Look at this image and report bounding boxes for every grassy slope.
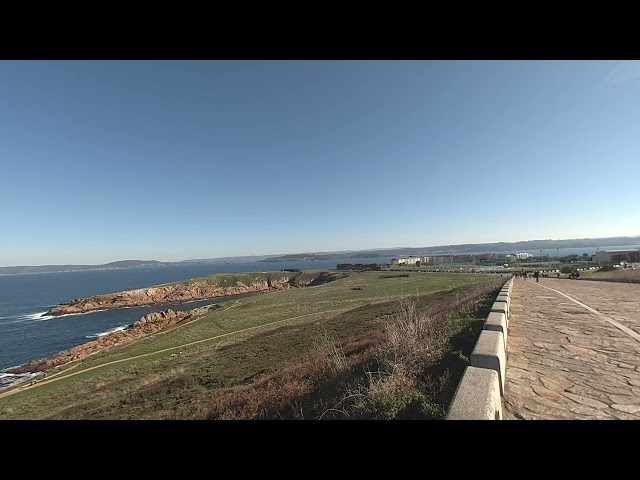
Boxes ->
[0,270,502,419]
[160,271,295,288]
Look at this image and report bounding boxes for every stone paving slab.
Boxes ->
[503,277,640,420]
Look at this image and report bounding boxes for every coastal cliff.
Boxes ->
[9,271,342,375]
[45,281,275,316]
[45,271,339,317]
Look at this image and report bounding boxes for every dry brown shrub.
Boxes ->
[329,278,505,418]
[312,328,349,374]
[193,278,506,420]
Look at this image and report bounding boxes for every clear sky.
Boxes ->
[1,60,639,266]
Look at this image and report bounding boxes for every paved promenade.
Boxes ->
[503,277,640,420]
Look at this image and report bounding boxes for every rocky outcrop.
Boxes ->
[45,271,339,317]
[7,305,213,374]
[46,279,290,316]
[7,271,341,376]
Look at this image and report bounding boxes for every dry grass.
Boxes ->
[311,329,350,375]
[191,278,502,420]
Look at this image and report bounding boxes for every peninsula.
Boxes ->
[44,271,339,316]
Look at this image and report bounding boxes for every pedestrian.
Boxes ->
[533,271,540,282]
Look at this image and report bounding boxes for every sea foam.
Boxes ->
[85,325,128,339]
[0,371,41,389]
[23,309,111,321]
[20,311,55,321]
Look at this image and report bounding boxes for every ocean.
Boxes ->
[1,244,637,387]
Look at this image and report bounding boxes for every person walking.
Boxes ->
[533,270,540,282]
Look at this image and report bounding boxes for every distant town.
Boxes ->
[391,249,640,271]
[391,248,640,268]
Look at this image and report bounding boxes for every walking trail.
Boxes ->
[503,277,640,419]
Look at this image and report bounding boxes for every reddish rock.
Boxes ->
[45,278,293,316]
[11,272,335,375]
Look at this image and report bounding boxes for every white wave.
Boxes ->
[85,325,128,338]
[14,307,111,322]
[54,308,109,318]
[0,371,41,389]
[20,311,53,321]
[28,308,111,321]
[0,372,35,379]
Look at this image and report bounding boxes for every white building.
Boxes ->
[505,252,533,262]
[392,257,423,265]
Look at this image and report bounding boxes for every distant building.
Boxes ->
[402,257,421,265]
[393,255,474,265]
[594,249,640,265]
[505,253,533,261]
[393,256,432,265]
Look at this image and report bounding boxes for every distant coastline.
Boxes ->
[259,252,389,262]
[258,236,640,262]
[2,235,638,274]
[0,260,171,275]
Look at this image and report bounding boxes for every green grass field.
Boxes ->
[0,270,504,419]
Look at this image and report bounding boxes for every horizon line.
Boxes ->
[2,234,639,269]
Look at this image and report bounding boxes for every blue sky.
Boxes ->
[1,60,639,266]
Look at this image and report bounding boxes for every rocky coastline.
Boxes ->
[9,271,339,376]
[45,277,298,317]
[7,305,214,374]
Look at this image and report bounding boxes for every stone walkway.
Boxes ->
[503,277,640,420]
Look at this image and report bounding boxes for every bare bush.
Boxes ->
[375,294,440,379]
[312,328,349,375]
[334,278,505,419]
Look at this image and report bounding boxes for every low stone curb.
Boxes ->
[446,276,513,420]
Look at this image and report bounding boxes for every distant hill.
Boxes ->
[2,235,638,273]
[259,236,640,262]
[179,255,273,263]
[0,260,172,275]
[259,252,391,262]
